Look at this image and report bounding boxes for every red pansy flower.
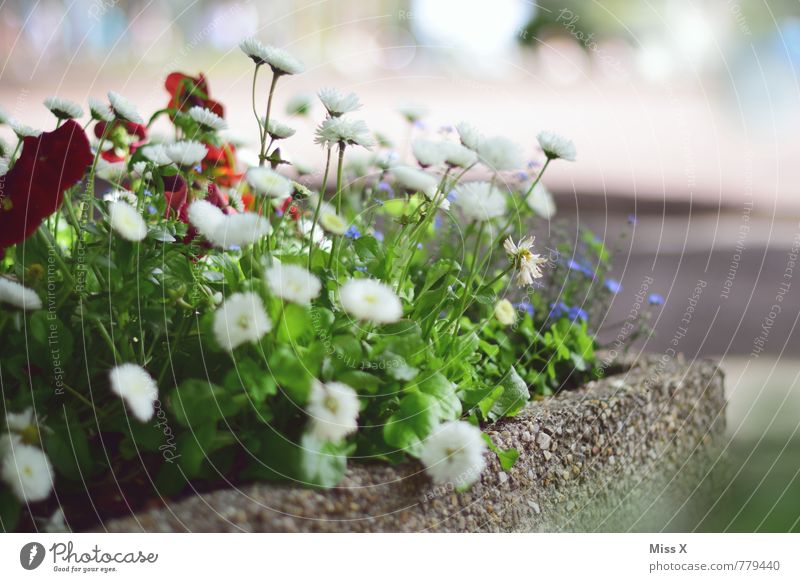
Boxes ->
[204,143,242,187]
[0,120,92,250]
[163,175,188,219]
[165,72,224,117]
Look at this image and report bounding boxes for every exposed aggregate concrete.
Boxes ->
[102,355,726,532]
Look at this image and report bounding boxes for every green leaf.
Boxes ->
[277,303,312,343]
[409,372,461,421]
[482,434,520,471]
[177,424,216,477]
[0,488,20,532]
[225,359,277,404]
[383,392,438,456]
[169,379,239,427]
[488,367,529,420]
[268,345,314,404]
[337,370,381,394]
[44,416,92,481]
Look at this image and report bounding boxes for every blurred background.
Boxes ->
[1,0,799,531]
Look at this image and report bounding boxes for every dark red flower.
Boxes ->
[163,175,188,219]
[279,196,300,221]
[0,120,93,250]
[205,183,235,214]
[165,72,224,117]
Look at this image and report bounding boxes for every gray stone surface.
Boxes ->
[101,354,726,532]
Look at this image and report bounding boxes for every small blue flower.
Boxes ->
[228,245,241,252]
[447,190,457,202]
[355,265,367,272]
[377,181,393,195]
[416,243,423,249]
[373,198,385,206]
[566,258,594,277]
[648,293,664,305]
[193,164,202,173]
[515,171,528,181]
[373,230,384,242]
[434,215,443,230]
[144,189,153,198]
[413,120,426,130]
[604,279,622,294]
[514,302,535,317]
[527,159,540,169]
[568,306,588,322]
[345,225,361,240]
[549,302,587,322]
[627,214,638,225]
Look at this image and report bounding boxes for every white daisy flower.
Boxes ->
[239,37,305,75]
[246,167,293,199]
[9,119,41,138]
[131,161,150,180]
[1,442,54,502]
[339,278,403,324]
[314,117,374,149]
[95,159,128,182]
[213,291,272,351]
[108,91,144,124]
[188,199,225,236]
[318,88,362,117]
[397,104,427,124]
[103,188,138,206]
[319,211,348,235]
[392,166,438,196]
[188,106,227,131]
[5,408,34,433]
[109,364,158,422]
[165,140,208,167]
[454,182,507,222]
[503,236,547,287]
[477,136,523,171]
[264,118,296,140]
[265,263,321,305]
[44,96,83,120]
[537,130,576,162]
[140,144,173,166]
[411,138,447,168]
[210,212,272,248]
[109,201,147,242]
[298,218,333,251]
[0,277,42,311]
[442,141,478,168]
[526,182,556,219]
[0,157,8,177]
[456,121,483,151]
[306,380,360,442]
[286,92,314,117]
[420,420,487,487]
[494,299,517,326]
[88,97,114,122]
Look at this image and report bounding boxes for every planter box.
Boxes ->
[102,355,725,532]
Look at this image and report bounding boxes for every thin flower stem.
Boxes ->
[452,221,486,325]
[307,147,332,268]
[259,73,280,167]
[479,263,513,292]
[37,228,74,286]
[95,319,121,362]
[326,145,346,270]
[522,158,551,201]
[251,64,263,150]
